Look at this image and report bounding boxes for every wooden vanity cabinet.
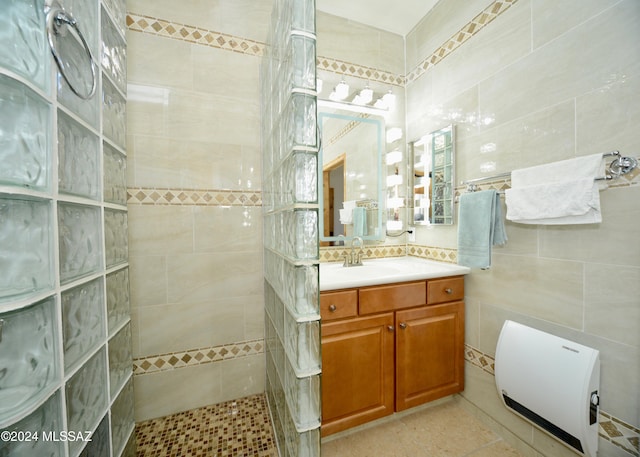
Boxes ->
[395,300,464,411]
[321,313,395,436]
[320,276,465,436]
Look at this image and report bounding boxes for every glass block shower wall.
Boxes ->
[260,0,321,455]
[0,0,133,456]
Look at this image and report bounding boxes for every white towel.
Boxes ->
[505,153,604,225]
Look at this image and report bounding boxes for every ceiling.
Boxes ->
[316,0,439,36]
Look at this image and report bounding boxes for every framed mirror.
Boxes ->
[409,125,455,225]
[318,110,384,244]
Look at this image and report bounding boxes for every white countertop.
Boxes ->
[320,256,470,291]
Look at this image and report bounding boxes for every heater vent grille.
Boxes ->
[503,394,583,453]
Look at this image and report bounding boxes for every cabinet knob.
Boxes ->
[387,325,395,332]
[444,288,453,294]
[329,304,337,312]
[399,322,407,330]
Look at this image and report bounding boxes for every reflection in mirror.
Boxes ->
[318,111,384,245]
[409,125,455,225]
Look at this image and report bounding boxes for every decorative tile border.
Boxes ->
[127,187,262,206]
[127,13,265,56]
[465,344,639,457]
[317,56,404,86]
[320,244,405,263]
[133,339,264,375]
[408,244,458,264]
[406,0,519,84]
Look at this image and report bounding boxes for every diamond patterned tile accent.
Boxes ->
[127,13,266,57]
[407,0,519,83]
[317,56,405,86]
[128,187,262,206]
[133,339,265,375]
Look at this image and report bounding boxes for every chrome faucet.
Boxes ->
[343,236,364,267]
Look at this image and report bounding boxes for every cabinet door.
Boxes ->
[321,313,395,436]
[395,301,464,411]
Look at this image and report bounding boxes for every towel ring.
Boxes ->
[46,6,97,100]
[608,155,638,177]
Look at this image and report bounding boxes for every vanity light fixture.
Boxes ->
[333,80,350,100]
[387,197,404,208]
[382,90,396,109]
[351,85,372,105]
[385,149,403,165]
[386,174,403,187]
[386,127,403,143]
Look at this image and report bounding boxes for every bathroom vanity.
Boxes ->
[319,257,469,437]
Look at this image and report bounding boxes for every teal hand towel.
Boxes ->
[352,207,367,237]
[457,190,507,269]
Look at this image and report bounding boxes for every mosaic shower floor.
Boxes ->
[136,394,524,457]
[135,394,277,457]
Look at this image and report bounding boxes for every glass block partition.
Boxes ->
[261,0,321,455]
[0,0,133,456]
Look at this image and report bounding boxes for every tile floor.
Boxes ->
[135,394,524,457]
[322,398,526,457]
[135,394,277,457]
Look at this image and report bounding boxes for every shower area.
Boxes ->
[0,0,133,456]
[261,0,321,455]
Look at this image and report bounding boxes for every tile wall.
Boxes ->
[405,1,640,456]
[0,0,133,456]
[125,0,270,422]
[126,0,410,424]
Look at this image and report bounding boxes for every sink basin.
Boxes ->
[320,256,470,291]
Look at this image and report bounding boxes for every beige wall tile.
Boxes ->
[166,251,262,304]
[130,135,247,190]
[455,101,575,184]
[317,12,403,75]
[193,206,262,253]
[584,263,640,348]
[128,205,194,256]
[129,255,167,308]
[219,354,266,402]
[137,299,245,356]
[164,88,260,147]
[191,45,260,100]
[576,72,640,157]
[479,1,640,131]
[531,0,620,50]
[133,353,265,421]
[133,362,223,421]
[126,31,193,90]
[244,296,266,341]
[126,98,167,139]
[429,1,530,110]
[406,0,488,70]
[466,254,584,329]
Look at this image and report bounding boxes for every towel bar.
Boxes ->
[459,150,637,193]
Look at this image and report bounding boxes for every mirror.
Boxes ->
[318,110,384,244]
[409,125,455,225]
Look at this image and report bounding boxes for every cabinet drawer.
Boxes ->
[427,276,464,304]
[359,281,426,315]
[320,290,358,321]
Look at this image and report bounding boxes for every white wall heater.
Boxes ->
[495,320,600,457]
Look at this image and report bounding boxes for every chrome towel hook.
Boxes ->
[46,4,97,100]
